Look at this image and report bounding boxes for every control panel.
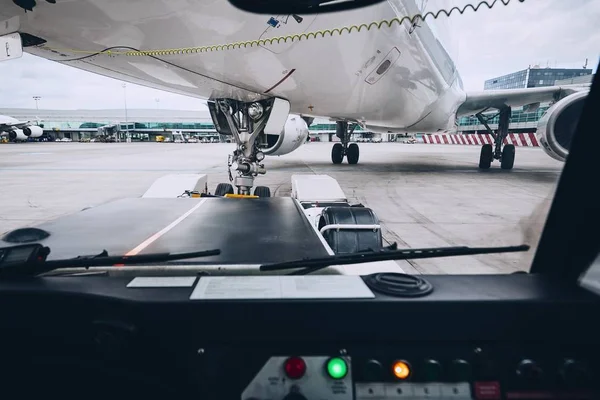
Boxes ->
[1,274,599,400]
[355,358,471,399]
[242,356,353,400]
[240,346,597,400]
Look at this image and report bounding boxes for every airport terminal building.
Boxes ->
[2,108,218,142]
[483,66,592,90]
[0,108,377,142]
[458,67,593,134]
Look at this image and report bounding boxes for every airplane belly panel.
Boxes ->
[258,14,319,54]
[0,0,456,131]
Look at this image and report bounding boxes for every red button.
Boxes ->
[284,356,307,379]
[475,381,501,400]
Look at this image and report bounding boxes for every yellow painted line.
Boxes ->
[224,194,259,199]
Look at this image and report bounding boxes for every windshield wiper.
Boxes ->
[0,244,220,278]
[259,244,530,275]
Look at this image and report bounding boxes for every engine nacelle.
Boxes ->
[8,129,28,141]
[536,91,588,162]
[261,115,309,156]
[22,126,43,138]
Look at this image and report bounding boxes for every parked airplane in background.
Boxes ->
[0,115,43,142]
[0,0,591,193]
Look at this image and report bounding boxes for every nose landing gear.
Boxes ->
[218,99,267,195]
[209,98,289,195]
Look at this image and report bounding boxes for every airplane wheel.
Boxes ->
[331,143,344,164]
[479,144,493,169]
[347,143,360,165]
[253,186,271,197]
[501,144,515,170]
[215,183,234,196]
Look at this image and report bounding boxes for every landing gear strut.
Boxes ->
[476,106,515,170]
[331,121,359,165]
[208,99,274,195]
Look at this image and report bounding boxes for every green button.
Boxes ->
[326,357,348,379]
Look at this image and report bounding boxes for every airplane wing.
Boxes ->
[0,121,30,131]
[457,85,590,116]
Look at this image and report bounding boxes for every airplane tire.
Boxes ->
[215,183,234,196]
[331,143,344,164]
[347,143,360,165]
[479,144,493,169]
[253,186,271,197]
[501,144,515,170]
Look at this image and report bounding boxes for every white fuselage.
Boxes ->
[0,0,466,133]
[0,115,43,139]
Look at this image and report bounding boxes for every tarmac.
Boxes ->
[0,141,564,274]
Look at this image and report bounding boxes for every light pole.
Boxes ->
[155,98,160,110]
[121,83,128,142]
[33,96,41,111]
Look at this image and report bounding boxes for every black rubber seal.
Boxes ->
[363,272,433,297]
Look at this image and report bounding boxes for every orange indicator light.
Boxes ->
[392,360,411,380]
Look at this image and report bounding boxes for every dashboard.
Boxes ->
[0,274,598,400]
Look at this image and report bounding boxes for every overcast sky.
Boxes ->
[0,0,597,111]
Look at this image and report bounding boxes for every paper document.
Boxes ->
[127,276,197,288]
[190,276,375,300]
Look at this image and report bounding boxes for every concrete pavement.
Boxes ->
[0,141,563,274]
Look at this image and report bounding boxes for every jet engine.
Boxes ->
[261,115,309,156]
[8,129,28,141]
[22,126,43,137]
[536,91,588,162]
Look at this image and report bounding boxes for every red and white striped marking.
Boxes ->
[423,133,539,146]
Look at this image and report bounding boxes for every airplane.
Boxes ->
[0,115,44,142]
[0,0,590,194]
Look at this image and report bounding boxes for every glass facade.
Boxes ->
[40,121,100,130]
[36,119,372,142]
[79,122,105,129]
[458,105,550,127]
[527,68,591,88]
[484,69,528,90]
[484,68,592,90]
[308,123,364,132]
[120,122,216,130]
[39,120,364,133]
[555,74,594,85]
